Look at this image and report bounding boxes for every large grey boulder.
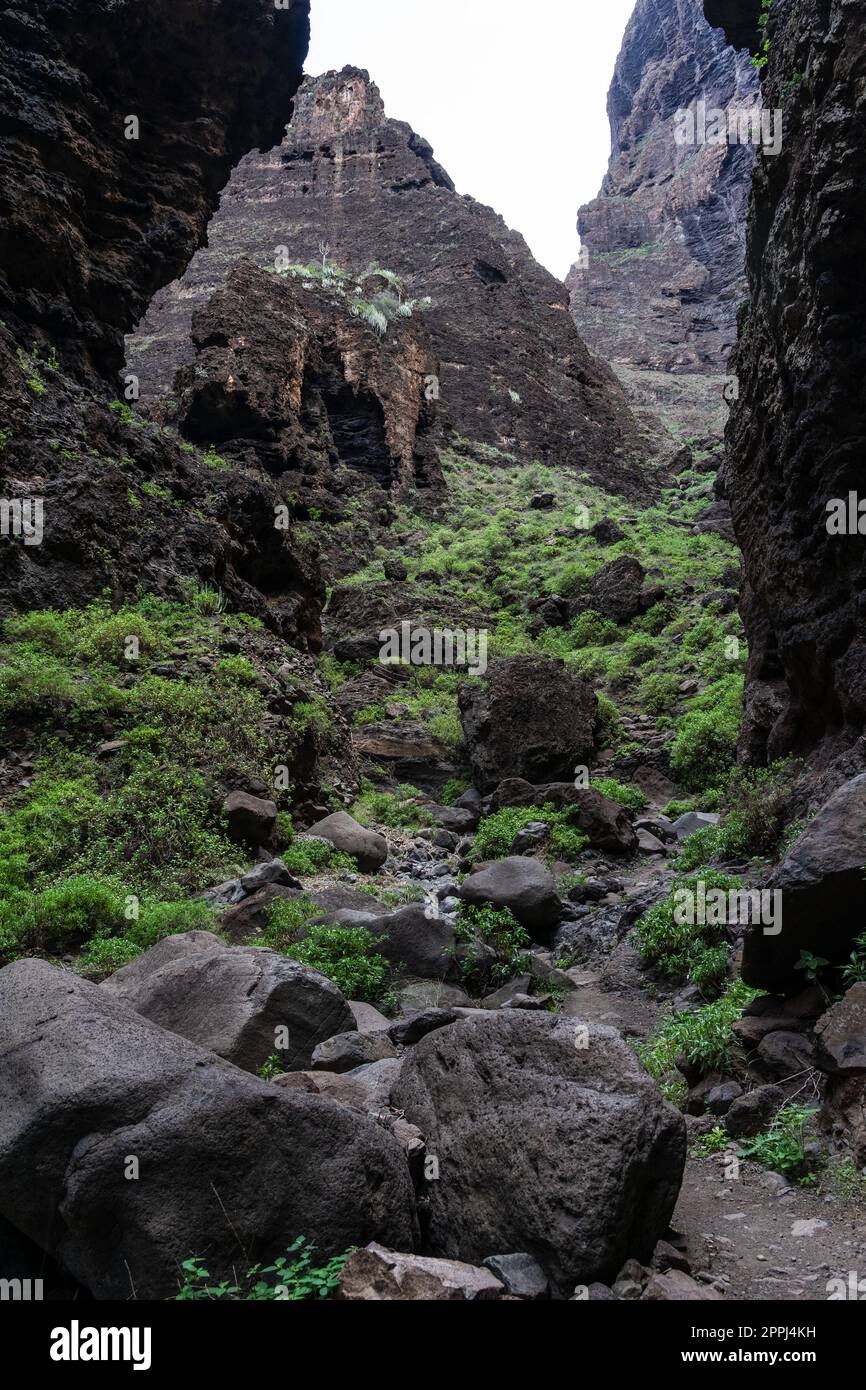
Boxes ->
[362,904,460,982]
[742,773,866,992]
[815,984,866,1074]
[458,857,562,941]
[392,1013,685,1294]
[458,656,597,794]
[0,960,417,1299]
[307,811,388,873]
[102,932,355,1073]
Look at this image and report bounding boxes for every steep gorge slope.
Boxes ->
[703,0,866,779]
[129,67,649,499]
[569,0,759,444]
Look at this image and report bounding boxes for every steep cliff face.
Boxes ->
[0,0,310,383]
[704,0,866,773]
[0,0,321,647]
[174,257,441,493]
[569,0,759,441]
[129,68,650,499]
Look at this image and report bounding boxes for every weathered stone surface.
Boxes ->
[307,811,388,872]
[364,904,460,982]
[102,931,356,1073]
[569,0,758,441]
[0,0,310,382]
[392,1013,686,1294]
[0,2,324,647]
[742,775,866,992]
[224,790,277,846]
[336,1243,504,1301]
[388,1009,458,1047]
[755,1030,816,1080]
[0,960,416,1299]
[311,1031,397,1075]
[174,257,440,492]
[704,0,866,768]
[589,556,648,624]
[483,1252,550,1300]
[725,1084,785,1139]
[459,657,598,794]
[815,985,866,1075]
[458,858,562,941]
[130,67,649,497]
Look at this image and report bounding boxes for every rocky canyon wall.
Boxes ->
[569,0,759,445]
[129,67,650,500]
[0,0,322,646]
[704,0,866,776]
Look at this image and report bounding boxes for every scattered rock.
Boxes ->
[815,984,866,1074]
[458,857,562,941]
[458,656,597,793]
[307,811,388,873]
[0,960,416,1299]
[223,790,277,846]
[725,1085,786,1138]
[388,1009,458,1046]
[311,1031,398,1074]
[336,1244,504,1301]
[102,932,355,1073]
[589,556,647,624]
[392,1013,685,1294]
[483,1252,549,1300]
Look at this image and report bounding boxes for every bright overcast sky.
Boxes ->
[306,0,638,281]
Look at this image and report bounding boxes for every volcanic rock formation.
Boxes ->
[568,0,759,441]
[0,0,323,646]
[129,67,650,499]
[704,0,866,775]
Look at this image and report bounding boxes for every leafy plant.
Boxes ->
[637,980,760,1081]
[739,1104,818,1178]
[282,923,388,1003]
[455,901,531,989]
[174,1238,351,1301]
[632,869,744,990]
[691,1126,731,1158]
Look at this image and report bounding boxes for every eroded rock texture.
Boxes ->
[174,258,441,493]
[0,0,310,382]
[0,0,323,646]
[705,0,866,771]
[129,67,650,499]
[568,0,759,442]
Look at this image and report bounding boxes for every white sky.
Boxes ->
[306,0,638,281]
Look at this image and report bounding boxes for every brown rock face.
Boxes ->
[174,258,440,492]
[569,0,758,442]
[705,0,866,771]
[0,0,310,382]
[129,67,650,499]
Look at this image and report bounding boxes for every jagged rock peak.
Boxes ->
[129,67,652,500]
[568,0,759,439]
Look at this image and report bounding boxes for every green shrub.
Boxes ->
[441,777,471,806]
[640,670,681,714]
[591,777,648,814]
[283,923,388,1002]
[632,869,744,990]
[456,902,531,988]
[471,806,540,861]
[595,692,622,745]
[637,980,759,1081]
[670,676,743,792]
[352,784,430,829]
[739,1105,818,1179]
